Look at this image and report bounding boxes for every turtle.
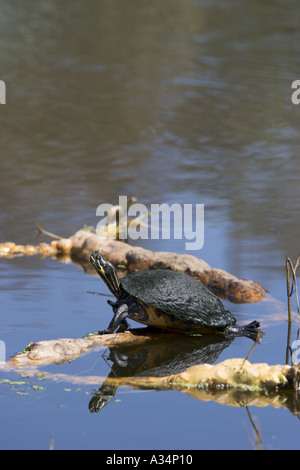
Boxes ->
[90,253,260,339]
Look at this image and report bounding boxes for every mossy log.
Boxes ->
[104,358,297,394]
[0,229,265,303]
[7,331,299,393]
[2,330,299,413]
[1,356,299,413]
[9,329,181,366]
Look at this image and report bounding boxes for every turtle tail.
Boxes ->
[224,320,261,341]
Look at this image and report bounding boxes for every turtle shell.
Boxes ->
[120,270,236,331]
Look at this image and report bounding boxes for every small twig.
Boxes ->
[36,223,63,240]
[286,258,293,324]
[286,258,293,364]
[243,332,262,363]
[86,291,114,298]
[285,257,300,365]
[286,257,300,316]
[245,407,263,450]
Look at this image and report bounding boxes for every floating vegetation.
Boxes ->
[0,379,27,385]
[32,385,46,391]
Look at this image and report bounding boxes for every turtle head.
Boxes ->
[90,253,121,298]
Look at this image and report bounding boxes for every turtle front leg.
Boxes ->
[99,302,129,335]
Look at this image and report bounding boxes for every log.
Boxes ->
[4,331,300,412]
[104,358,296,393]
[0,229,266,303]
[9,329,176,366]
[6,333,300,393]
[7,331,298,393]
[1,357,298,413]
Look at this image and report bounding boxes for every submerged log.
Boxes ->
[105,358,296,393]
[4,330,300,413]
[2,357,298,413]
[6,329,296,393]
[6,331,300,393]
[0,229,265,303]
[9,329,175,366]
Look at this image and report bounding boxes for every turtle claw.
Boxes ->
[97,321,128,335]
[97,329,112,335]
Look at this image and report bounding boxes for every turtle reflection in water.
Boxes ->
[90,253,260,340]
[89,333,233,413]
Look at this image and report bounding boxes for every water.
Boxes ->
[1,0,300,450]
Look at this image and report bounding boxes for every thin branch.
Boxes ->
[285,256,300,365]
[36,223,63,240]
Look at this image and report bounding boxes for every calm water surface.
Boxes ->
[1,0,300,450]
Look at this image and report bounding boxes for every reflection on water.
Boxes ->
[89,333,233,412]
[87,332,300,421]
[0,0,299,264]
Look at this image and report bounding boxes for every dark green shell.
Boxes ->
[120,270,236,330]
